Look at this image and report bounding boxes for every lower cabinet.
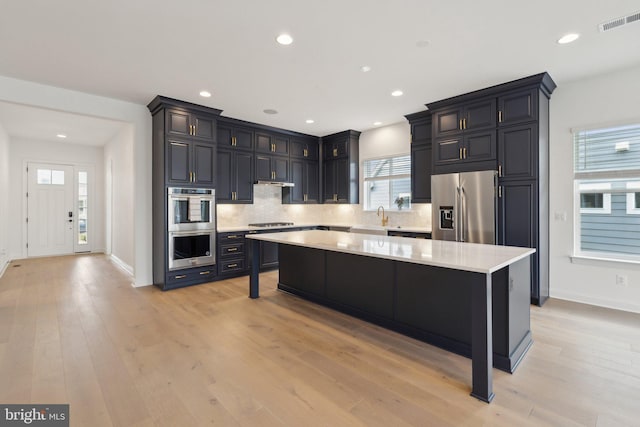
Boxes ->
[277,244,531,373]
[164,265,216,290]
[217,232,249,277]
[259,241,280,269]
[387,230,432,239]
[497,180,543,305]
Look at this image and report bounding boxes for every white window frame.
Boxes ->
[362,154,411,212]
[626,182,640,215]
[572,122,640,262]
[578,182,611,214]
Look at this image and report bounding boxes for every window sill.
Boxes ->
[570,254,640,268]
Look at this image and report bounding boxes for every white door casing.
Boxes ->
[27,163,74,257]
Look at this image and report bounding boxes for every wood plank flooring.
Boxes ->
[0,254,639,426]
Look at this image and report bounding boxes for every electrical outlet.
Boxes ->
[554,212,567,221]
[615,274,629,287]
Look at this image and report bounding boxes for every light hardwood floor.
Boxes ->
[0,254,639,426]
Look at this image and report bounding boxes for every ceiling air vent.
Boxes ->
[599,11,640,32]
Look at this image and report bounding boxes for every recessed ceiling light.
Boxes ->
[276,33,293,45]
[373,121,382,126]
[263,109,278,115]
[557,33,580,44]
[305,119,314,124]
[360,65,371,73]
[199,90,212,98]
[56,134,67,139]
[391,90,404,97]
[416,40,430,48]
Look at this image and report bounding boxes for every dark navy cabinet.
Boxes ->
[322,130,360,204]
[406,110,432,203]
[427,73,556,305]
[217,149,253,203]
[255,154,288,182]
[285,159,319,204]
[167,137,216,186]
[147,95,222,290]
[217,123,254,151]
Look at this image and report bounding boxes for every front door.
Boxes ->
[27,163,75,257]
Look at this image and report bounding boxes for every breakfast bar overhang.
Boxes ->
[246,230,535,403]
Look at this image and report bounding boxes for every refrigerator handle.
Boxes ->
[460,186,466,242]
[455,186,461,242]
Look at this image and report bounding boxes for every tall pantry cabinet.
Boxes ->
[427,73,556,305]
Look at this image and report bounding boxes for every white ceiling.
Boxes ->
[0,0,639,144]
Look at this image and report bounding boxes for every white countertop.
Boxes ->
[246,230,534,274]
[217,223,431,234]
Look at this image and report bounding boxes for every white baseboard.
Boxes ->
[0,256,9,279]
[550,289,640,314]
[110,254,134,277]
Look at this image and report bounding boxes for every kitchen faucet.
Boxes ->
[377,206,389,226]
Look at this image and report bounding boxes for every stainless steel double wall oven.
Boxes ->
[167,187,216,270]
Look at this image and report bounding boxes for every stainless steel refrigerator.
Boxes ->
[431,170,497,244]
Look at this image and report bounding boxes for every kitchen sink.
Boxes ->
[349,225,387,236]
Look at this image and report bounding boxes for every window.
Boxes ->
[626,182,640,215]
[36,169,65,185]
[363,155,411,211]
[573,123,640,260]
[578,183,611,214]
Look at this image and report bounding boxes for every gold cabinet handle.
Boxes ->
[227,235,239,239]
[459,119,463,130]
[193,171,196,182]
[498,186,502,198]
[303,148,308,157]
[199,271,210,275]
[464,118,467,129]
[232,136,237,146]
[175,274,187,279]
[333,148,338,157]
[498,110,503,123]
[498,164,502,177]
[227,263,238,268]
[463,147,467,159]
[459,148,463,160]
[227,247,238,252]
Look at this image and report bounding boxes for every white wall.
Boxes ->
[550,64,640,313]
[8,138,105,258]
[104,125,135,273]
[0,124,10,274]
[0,76,152,286]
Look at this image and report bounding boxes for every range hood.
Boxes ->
[255,180,294,187]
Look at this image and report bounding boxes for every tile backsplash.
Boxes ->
[216,184,431,228]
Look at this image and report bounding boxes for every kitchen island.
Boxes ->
[246,230,534,403]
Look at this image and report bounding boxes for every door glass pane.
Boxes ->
[37,169,51,184]
[78,171,88,245]
[51,170,65,185]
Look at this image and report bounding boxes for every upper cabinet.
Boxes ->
[290,138,318,160]
[497,88,538,126]
[322,130,360,204]
[255,132,289,155]
[283,137,320,204]
[432,98,496,138]
[405,110,432,204]
[166,109,216,141]
[148,96,222,188]
[217,123,254,150]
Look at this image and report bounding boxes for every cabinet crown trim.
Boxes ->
[147,95,223,116]
[426,72,556,111]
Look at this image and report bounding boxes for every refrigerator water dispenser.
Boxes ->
[439,206,454,230]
